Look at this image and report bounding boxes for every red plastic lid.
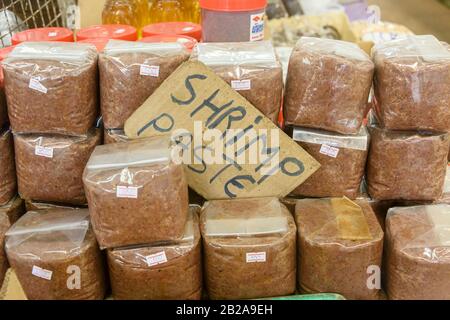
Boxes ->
[199,0,267,12]
[12,27,74,45]
[77,38,109,52]
[143,22,202,42]
[76,25,137,41]
[140,35,198,51]
[0,45,15,61]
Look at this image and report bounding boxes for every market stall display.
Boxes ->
[14,130,101,205]
[191,41,283,124]
[140,35,198,52]
[385,204,450,300]
[284,37,374,134]
[292,127,369,199]
[108,208,202,300]
[201,198,296,300]
[0,129,16,206]
[373,36,450,132]
[5,209,106,300]
[99,40,189,129]
[83,137,189,249]
[142,22,202,42]
[199,0,267,42]
[295,198,384,300]
[367,127,449,201]
[3,42,99,136]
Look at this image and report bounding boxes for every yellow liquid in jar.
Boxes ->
[148,0,201,24]
[103,0,150,37]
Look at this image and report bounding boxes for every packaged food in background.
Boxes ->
[367,127,449,201]
[385,204,450,300]
[140,35,198,52]
[14,129,102,205]
[266,0,288,19]
[291,127,369,199]
[83,136,189,249]
[296,198,384,300]
[373,36,450,132]
[5,209,106,300]
[199,0,267,43]
[99,40,189,129]
[104,129,129,144]
[191,41,283,124]
[0,129,16,206]
[284,37,374,134]
[0,197,25,288]
[0,45,14,127]
[3,42,98,136]
[201,198,296,300]
[108,206,202,300]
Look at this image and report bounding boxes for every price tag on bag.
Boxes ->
[231,80,251,91]
[146,251,168,267]
[35,145,54,158]
[320,144,340,158]
[116,186,138,199]
[32,266,53,280]
[29,78,48,94]
[140,65,160,77]
[246,252,266,263]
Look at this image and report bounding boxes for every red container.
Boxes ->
[12,27,74,45]
[140,35,198,51]
[142,22,202,42]
[76,25,137,41]
[77,38,109,52]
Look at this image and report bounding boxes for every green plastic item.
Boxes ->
[258,294,346,301]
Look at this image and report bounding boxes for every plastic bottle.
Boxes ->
[148,0,200,24]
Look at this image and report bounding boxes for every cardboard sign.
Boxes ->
[125,61,320,200]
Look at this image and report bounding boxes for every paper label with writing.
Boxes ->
[320,144,340,158]
[35,145,54,158]
[140,65,160,77]
[116,186,138,199]
[32,266,53,280]
[146,251,168,267]
[250,12,265,42]
[246,252,267,263]
[29,78,48,94]
[231,80,251,91]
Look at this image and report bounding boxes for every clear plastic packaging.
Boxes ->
[5,209,106,300]
[284,37,374,134]
[296,198,384,300]
[0,197,25,288]
[367,127,449,201]
[191,41,283,124]
[0,129,16,206]
[373,36,450,132]
[25,201,82,212]
[292,127,369,198]
[14,129,101,205]
[440,166,450,204]
[83,136,189,249]
[3,42,99,136]
[104,128,129,144]
[200,198,296,300]
[108,206,202,300]
[99,40,189,129]
[385,204,450,300]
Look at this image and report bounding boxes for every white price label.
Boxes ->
[116,186,138,199]
[29,78,48,94]
[246,252,266,263]
[231,80,251,91]
[250,12,265,42]
[35,145,54,158]
[146,251,168,267]
[32,266,53,280]
[320,144,340,158]
[140,65,160,77]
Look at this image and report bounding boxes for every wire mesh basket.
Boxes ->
[0,0,75,47]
